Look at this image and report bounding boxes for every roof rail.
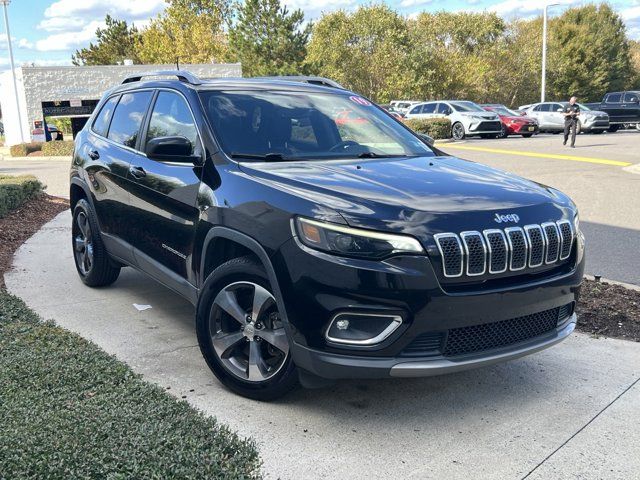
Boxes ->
[121,70,202,85]
[260,75,344,89]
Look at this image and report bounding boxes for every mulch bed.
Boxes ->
[0,195,638,342]
[576,279,640,342]
[0,193,68,288]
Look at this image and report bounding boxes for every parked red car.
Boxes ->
[481,104,538,138]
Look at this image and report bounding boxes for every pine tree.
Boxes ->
[72,16,140,66]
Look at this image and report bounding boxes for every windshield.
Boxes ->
[199,90,434,160]
[486,105,521,116]
[450,101,485,113]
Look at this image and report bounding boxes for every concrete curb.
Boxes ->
[584,274,640,292]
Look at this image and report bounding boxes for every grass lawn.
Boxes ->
[0,290,261,479]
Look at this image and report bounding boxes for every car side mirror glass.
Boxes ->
[416,132,435,146]
[146,136,197,163]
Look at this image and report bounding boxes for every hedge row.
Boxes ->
[0,175,44,218]
[9,142,43,157]
[0,290,261,479]
[41,140,74,156]
[404,118,452,140]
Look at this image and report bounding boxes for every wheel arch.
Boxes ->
[199,227,290,327]
[69,178,94,211]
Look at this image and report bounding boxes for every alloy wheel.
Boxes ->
[452,123,465,140]
[209,281,289,382]
[73,211,94,275]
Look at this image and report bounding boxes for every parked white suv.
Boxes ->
[405,100,502,140]
[519,102,610,134]
[389,100,422,115]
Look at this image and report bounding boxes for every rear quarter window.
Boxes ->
[92,96,119,137]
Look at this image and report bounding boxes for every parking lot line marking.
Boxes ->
[439,144,632,167]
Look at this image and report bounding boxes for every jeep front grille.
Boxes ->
[433,220,573,278]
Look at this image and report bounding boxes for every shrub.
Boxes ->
[0,175,44,218]
[9,142,43,157]
[404,118,452,140]
[41,140,74,157]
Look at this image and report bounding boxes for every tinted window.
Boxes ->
[436,103,450,114]
[624,92,639,103]
[92,96,118,137]
[552,103,564,112]
[409,105,423,114]
[419,103,434,114]
[540,104,552,112]
[146,91,199,155]
[108,91,153,149]
[606,93,622,103]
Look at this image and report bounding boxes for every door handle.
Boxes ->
[129,165,147,179]
[88,150,100,160]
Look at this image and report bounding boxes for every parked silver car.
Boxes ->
[519,102,610,134]
[405,100,502,140]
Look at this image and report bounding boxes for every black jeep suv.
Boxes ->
[70,71,584,400]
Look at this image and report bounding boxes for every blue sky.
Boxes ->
[1,0,639,71]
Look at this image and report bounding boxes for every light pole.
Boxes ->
[1,0,26,143]
[541,3,559,103]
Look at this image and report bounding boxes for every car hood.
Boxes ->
[582,110,608,117]
[459,112,498,120]
[239,156,573,238]
[501,115,536,123]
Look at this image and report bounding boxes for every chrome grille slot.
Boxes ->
[434,233,463,278]
[542,222,560,264]
[483,229,508,274]
[524,225,545,268]
[505,227,527,271]
[461,231,486,276]
[557,220,573,260]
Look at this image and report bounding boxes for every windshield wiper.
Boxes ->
[356,152,416,158]
[230,152,289,161]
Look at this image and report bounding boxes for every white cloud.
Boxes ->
[399,0,432,8]
[0,34,35,50]
[42,0,165,24]
[489,0,579,18]
[282,0,357,20]
[35,20,105,52]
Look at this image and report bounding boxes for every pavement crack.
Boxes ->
[521,375,640,479]
[159,344,199,355]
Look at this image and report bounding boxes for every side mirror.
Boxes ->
[416,132,435,146]
[146,136,197,162]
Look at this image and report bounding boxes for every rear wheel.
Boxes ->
[196,256,298,400]
[72,199,120,287]
[608,125,619,132]
[497,124,508,139]
[452,122,465,140]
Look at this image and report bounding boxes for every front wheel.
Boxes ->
[72,199,120,287]
[608,125,619,133]
[497,124,508,139]
[452,122,466,140]
[196,256,298,400]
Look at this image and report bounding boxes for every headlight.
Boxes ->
[295,217,424,259]
[573,211,580,233]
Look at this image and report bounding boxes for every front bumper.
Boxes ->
[291,315,575,379]
[273,234,584,380]
[510,123,539,135]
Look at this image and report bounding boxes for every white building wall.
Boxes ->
[1,63,242,146]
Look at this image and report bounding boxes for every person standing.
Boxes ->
[563,96,580,148]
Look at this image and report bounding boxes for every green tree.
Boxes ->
[628,40,640,89]
[547,3,632,101]
[72,15,140,65]
[306,5,412,103]
[135,0,231,64]
[229,0,310,77]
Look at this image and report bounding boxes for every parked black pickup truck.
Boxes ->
[585,91,640,131]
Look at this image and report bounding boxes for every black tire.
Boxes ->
[592,130,604,134]
[72,199,120,287]
[608,125,619,133]
[522,134,533,138]
[497,124,508,139]
[452,122,465,140]
[196,256,298,401]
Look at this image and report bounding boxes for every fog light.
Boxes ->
[326,312,402,346]
[336,319,350,330]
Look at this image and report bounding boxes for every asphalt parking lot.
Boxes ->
[5,212,640,480]
[439,130,640,286]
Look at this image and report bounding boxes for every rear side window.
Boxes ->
[421,103,436,114]
[606,93,622,103]
[92,96,118,137]
[436,103,449,114]
[108,91,153,149]
[409,105,423,114]
[146,91,199,155]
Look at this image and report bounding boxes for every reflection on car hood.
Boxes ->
[240,156,572,236]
